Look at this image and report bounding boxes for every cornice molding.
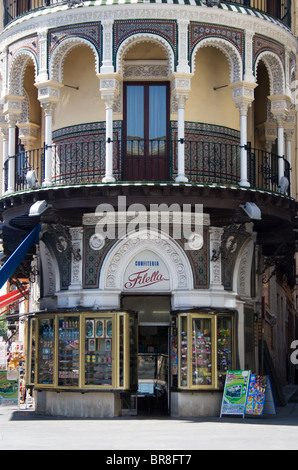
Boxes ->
[0,4,297,54]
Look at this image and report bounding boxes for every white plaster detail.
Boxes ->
[100,228,193,292]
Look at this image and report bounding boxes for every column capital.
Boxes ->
[2,94,24,120]
[17,122,40,150]
[98,73,121,105]
[35,80,63,106]
[170,73,193,94]
[40,101,57,116]
[268,94,291,124]
[230,81,257,111]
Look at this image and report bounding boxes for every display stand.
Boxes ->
[0,370,19,406]
[245,374,276,416]
[220,370,250,418]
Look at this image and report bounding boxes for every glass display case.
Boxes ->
[192,318,212,386]
[37,318,55,385]
[180,316,188,387]
[85,317,113,386]
[31,311,137,390]
[26,317,36,385]
[217,316,233,389]
[178,312,234,389]
[58,316,80,387]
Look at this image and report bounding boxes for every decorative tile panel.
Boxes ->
[189,22,244,59]
[48,22,102,67]
[253,34,285,68]
[113,20,177,67]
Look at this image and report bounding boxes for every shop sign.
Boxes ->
[123,251,170,291]
[220,370,250,417]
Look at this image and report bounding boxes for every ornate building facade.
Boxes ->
[0,0,297,417]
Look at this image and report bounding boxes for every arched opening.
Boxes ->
[253,60,279,191]
[55,45,103,130]
[187,46,238,129]
[10,57,42,189]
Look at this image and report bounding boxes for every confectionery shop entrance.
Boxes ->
[122,295,171,416]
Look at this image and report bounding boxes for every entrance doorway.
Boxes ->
[123,82,170,181]
[122,295,171,416]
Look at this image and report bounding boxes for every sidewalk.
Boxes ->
[1,385,298,450]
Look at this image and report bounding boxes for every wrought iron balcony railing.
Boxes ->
[3,138,291,196]
[3,0,292,27]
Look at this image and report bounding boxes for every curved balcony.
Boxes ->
[4,137,291,196]
[3,0,292,28]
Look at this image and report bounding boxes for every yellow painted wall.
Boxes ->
[185,47,239,131]
[54,46,105,131]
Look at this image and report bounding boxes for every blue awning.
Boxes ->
[0,224,41,291]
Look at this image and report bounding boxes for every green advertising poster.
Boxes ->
[220,370,250,417]
[0,370,19,406]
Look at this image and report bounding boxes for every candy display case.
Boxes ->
[217,316,233,389]
[178,312,234,390]
[85,317,113,386]
[58,316,80,387]
[36,318,55,385]
[192,318,212,386]
[180,316,188,387]
[31,311,137,391]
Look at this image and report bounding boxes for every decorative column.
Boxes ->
[231,82,257,187]
[3,95,23,194]
[36,80,63,186]
[0,105,9,195]
[69,227,83,291]
[100,20,114,75]
[6,116,17,194]
[209,227,224,291]
[268,95,291,183]
[99,74,121,183]
[284,112,296,168]
[285,127,294,167]
[171,74,192,183]
[177,19,190,74]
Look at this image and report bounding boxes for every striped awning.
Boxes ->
[0,288,28,310]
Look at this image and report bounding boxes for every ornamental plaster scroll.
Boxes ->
[190,36,242,83]
[49,37,100,83]
[39,239,60,296]
[254,51,285,96]
[8,50,38,96]
[234,239,254,298]
[116,34,174,77]
[123,60,169,80]
[19,88,29,124]
[100,229,193,291]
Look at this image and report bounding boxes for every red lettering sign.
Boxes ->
[124,268,169,290]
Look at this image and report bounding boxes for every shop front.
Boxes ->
[25,222,252,418]
[26,306,235,417]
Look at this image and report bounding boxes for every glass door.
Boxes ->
[123,83,170,181]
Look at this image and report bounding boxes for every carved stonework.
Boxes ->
[255,51,285,95]
[123,61,168,80]
[103,230,188,290]
[189,32,242,83]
